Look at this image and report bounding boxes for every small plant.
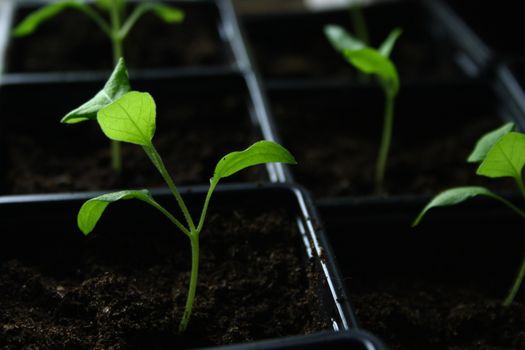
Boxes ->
[413,122,525,306]
[61,59,296,331]
[324,25,402,193]
[14,0,184,172]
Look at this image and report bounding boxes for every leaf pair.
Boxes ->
[78,140,296,235]
[324,25,402,97]
[414,122,525,225]
[68,59,296,235]
[13,0,184,37]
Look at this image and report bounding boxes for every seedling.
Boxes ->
[414,122,525,306]
[324,25,402,193]
[61,59,297,331]
[14,0,184,172]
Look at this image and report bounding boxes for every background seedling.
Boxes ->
[413,122,525,306]
[324,25,401,193]
[14,0,184,172]
[62,60,297,331]
[348,4,369,82]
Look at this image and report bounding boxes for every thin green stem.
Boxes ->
[109,0,124,64]
[120,3,151,39]
[148,200,191,238]
[375,93,395,194]
[349,5,369,46]
[515,176,525,200]
[197,179,218,233]
[78,5,112,37]
[143,145,196,231]
[490,186,525,306]
[111,139,121,172]
[349,4,370,82]
[179,234,199,332]
[491,194,525,221]
[109,0,124,173]
[503,252,525,306]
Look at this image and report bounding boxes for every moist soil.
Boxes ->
[271,89,513,198]
[7,4,229,73]
[1,94,263,194]
[322,210,525,350]
[0,209,330,349]
[351,279,525,350]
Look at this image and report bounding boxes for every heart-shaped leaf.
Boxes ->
[477,132,525,180]
[97,91,156,146]
[468,122,516,163]
[61,58,130,124]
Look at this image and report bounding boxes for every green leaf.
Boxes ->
[78,190,153,235]
[378,28,402,58]
[13,0,86,37]
[212,141,296,182]
[324,25,365,52]
[97,91,156,146]
[343,48,400,96]
[150,4,185,23]
[413,187,499,226]
[477,132,525,180]
[467,122,515,163]
[61,58,130,124]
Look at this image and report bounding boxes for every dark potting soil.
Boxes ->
[271,88,513,198]
[0,209,330,349]
[322,209,525,350]
[350,279,525,350]
[6,3,229,73]
[2,94,263,194]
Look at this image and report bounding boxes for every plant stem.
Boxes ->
[349,5,369,46]
[349,4,370,82]
[179,234,200,332]
[516,176,525,200]
[503,252,525,306]
[197,180,217,233]
[375,93,395,194]
[111,140,121,172]
[110,0,124,173]
[143,145,196,231]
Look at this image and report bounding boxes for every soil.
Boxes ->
[351,279,525,350]
[323,208,525,350]
[0,209,330,349]
[6,3,229,73]
[270,87,515,198]
[243,4,463,81]
[1,93,264,194]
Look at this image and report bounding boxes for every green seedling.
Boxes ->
[324,25,402,193]
[413,122,525,306]
[14,0,184,172]
[61,60,297,332]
